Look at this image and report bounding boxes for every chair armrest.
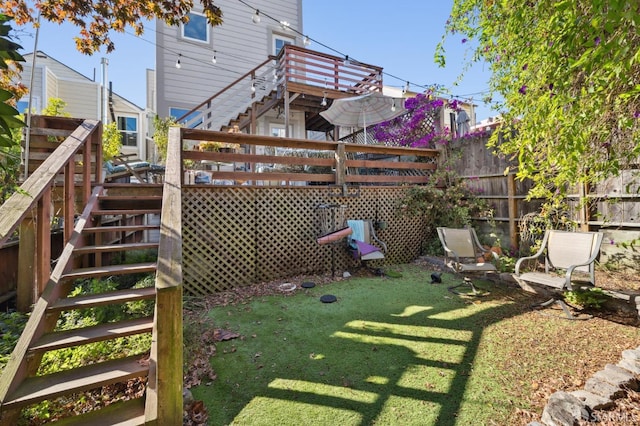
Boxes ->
[514,253,543,275]
[564,255,600,290]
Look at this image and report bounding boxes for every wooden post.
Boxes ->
[83,139,92,205]
[36,190,52,297]
[579,181,590,231]
[507,173,518,250]
[17,215,35,312]
[64,162,75,243]
[335,142,346,186]
[147,126,183,424]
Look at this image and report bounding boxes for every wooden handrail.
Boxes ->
[0,117,100,310]
[176,56,276,123]
[147,125,183,423]
[0,118,100,245]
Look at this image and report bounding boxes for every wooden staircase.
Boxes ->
[0,184,163,424]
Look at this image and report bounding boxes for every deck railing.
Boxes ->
[0,116,102,310]
[181,130,438,187]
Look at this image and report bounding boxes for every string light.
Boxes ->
[211,50,217,64]
[252,10,261,24]
[251,80,256,93]
[403,81,409,94]
[391,99,396,112]
[303,36,311,46]
[116,2,489,106]
[321,91,327,107]
[280,21,290,31]
[344,55,350,66]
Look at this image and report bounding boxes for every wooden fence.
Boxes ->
[177,130,437,295]
[454,135,640,266]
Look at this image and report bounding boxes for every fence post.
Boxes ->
[507,173,518,249]
[335,143,346,185]
[579,181,590,231]
[17,215,35,312]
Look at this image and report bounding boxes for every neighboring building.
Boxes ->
[153,0,475,144]
[19,51,148,160]
[155,0,307,138]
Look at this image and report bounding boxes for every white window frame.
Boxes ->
[17,96,40,114]
[269,123,293,138]
[273,33,294,56]
[181,12,210,44]
[116,115,138,147]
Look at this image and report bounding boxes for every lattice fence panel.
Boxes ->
[182,186,430,295]
[182,188,256,295]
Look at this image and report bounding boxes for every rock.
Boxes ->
[183,388,194,406]
[618,358,640,374]
[621,349,640,363]
[584,377,627,400]
[600,364,639,390]
[526,422,546,426]
[570,389,615,410]
[541,391,590,426]
[342,271,351,278]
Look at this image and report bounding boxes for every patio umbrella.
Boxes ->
[320,91,407,144]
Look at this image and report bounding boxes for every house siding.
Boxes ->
[156,0,303,118]
[21,52,147,159]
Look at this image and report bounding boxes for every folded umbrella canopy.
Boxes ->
[320,91,407,144]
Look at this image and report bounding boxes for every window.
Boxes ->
[117,116,138,147]
[269,124,293,138]
[181,12,209,43]
[170,107,202,128]
[16,97,39,114]
[273,34,294,56]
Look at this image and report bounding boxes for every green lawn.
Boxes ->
[191,265,530,425]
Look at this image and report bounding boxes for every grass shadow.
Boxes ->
[190,265,543,425]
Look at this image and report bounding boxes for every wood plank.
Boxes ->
[73,242,159,255]
[180,129,439,158]
[83,225,160,233]
[3,355,149,409]
[30,317,154,353]
[91,209,162,216]
[48,287,156,312]
[61,262,157,281]
[53,397,146,426]
[150,125,183,423]
[0,119,99,245]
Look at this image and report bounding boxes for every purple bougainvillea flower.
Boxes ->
[519,85,527,95]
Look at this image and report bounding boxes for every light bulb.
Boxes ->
[391,100,396,112]
[175,55,182,69]
[303,36,311,46]
[321,92,327,107]
[212,51,217,64]
[280,21,290,30]
[251,82,256,93]
[344,55,350,66]
[252,10,261,24]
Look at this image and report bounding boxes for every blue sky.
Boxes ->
[13,1,494,120]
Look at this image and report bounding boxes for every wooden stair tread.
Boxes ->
[3,355,149,409]
[74,242,159,254]
[49,287,156,312]
[98,195,163,200]
[92,209,161,215]
[83,225,160,233]
[52,397,147,426]
[61,262,157,280]
[30,317,154,353]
